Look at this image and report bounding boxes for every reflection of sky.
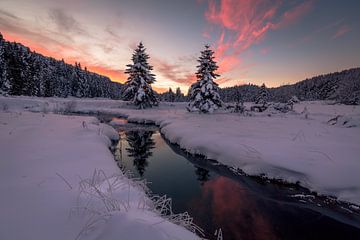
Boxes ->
[190,176,278,240]
[118,126,360,239]
[120,129,277,239]
[1,0,359,92]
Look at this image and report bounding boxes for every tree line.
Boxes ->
[1,31,359,107]
[0,32,124,99]
[159,68,360,105]
[220,68,360,105]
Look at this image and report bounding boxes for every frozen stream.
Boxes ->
[109,117,360,240]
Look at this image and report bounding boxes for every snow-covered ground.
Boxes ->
[0,102,199,239]
[1,95,360,208]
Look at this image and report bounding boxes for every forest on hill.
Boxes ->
[219,68,360,105]
[0,33,124,99]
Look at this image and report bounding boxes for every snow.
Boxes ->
[187,45,222,113]
[0,104,199,240]
[1,96,360,207]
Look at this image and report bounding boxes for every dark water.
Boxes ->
[111,118,360,240]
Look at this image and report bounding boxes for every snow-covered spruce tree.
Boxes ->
[123,42,158,109]
[255,83,269,105]
[0,32,10,95]
[187,45,222,113]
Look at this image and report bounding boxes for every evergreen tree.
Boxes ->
[175,87,185,102]
[0,33,10,95]
[123,42,158,108]
[175,87,181,100]
[168,87,175,102]
[255,83,269,105]
[0,32,124,98]
[22,51,38,96]
[7,44,26,95]
[187,45,222,113]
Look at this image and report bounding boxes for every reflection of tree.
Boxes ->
[195,167,210,185]
[125,130,155,176]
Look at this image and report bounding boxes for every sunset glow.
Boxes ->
[1,0,359,92]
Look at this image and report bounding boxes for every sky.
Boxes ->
[0,0,359,93]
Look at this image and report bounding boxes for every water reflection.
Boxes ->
[190,176,278,240]
[125,130,155,176]
[111,121,360,240]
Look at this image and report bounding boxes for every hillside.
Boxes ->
[0,32,124,99]
[220,68,360,105]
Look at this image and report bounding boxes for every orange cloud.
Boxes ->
[86,65,127,83]
[217,54,240,73]
[3,32,64,60]
[152,86,168,93]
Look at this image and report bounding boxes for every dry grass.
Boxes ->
[71,169,204,240]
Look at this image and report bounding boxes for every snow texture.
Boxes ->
[187,45,222,113]
[123,42,158,109]
[1,96,360,207]
[0,103,199,240]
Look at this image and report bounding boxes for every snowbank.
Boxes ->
[122,103,360,205]
[0,107,199,240]
[1,96,360,206]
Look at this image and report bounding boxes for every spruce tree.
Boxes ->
[124,42,158,109]
[187,45,222,113]
[168,87,175,102]
[255,83,269,105]
[175,87,184,101]
[0,32,10,95]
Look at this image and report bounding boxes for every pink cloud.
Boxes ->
[333,25,351,39]
[273,1,314,29]
[203,0,314,76]
[154,58,197,85]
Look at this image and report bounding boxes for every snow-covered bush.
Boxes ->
[289,95,300,104]
[250,104,268,112]
[285,95,300,111]
[231,102,245,113]
[187,45,222,113]
[267,102,293,113]
[123,42,158,109]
